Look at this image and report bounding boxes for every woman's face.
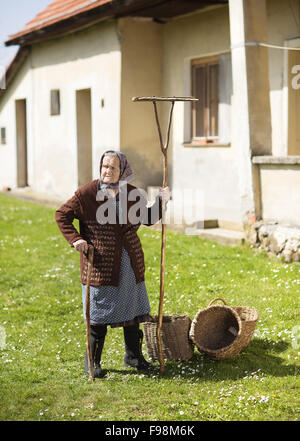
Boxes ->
[101,155,120,184]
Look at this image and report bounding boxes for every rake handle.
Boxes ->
[153,101,174,374]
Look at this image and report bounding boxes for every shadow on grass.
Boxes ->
[104,338,298,381]
[156,338,298,381]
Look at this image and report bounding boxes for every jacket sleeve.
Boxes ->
[55,191,83,247]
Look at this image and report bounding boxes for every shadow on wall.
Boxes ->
[31,21,120,69]
[123,146,163,189]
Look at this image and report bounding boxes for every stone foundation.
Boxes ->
[243,212,300,262]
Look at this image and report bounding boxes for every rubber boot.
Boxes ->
[84,325,107,378]
[123,324,152,371]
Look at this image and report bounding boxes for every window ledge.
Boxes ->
[252,155,300,165]
[183,141,231,148]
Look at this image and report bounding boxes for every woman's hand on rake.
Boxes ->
[159,186,171,203]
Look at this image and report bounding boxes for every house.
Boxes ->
[0,0,300,237]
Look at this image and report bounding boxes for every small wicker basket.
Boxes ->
[142,315,194,361]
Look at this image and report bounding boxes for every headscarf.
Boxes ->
[98,149,135,194]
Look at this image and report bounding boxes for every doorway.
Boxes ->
[76,89,92,187]
[15,99,28,187]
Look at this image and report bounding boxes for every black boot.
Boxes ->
[123,324,153,371]
[84,325,107,378]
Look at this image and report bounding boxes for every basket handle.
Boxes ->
[208,297,227,307]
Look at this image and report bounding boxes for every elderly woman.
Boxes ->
[55,150,170,378]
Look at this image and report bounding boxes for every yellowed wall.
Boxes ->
[119,17,163,189]
[266,0,300,156]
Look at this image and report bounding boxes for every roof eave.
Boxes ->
[5,0,228,47]
[5,0,163,47]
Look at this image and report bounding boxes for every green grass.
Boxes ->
[0,192,299,421]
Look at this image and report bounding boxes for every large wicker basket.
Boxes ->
[230,305,258,350]
[189,298,258,360]
[189,298,243,360]
[142,315,194,361]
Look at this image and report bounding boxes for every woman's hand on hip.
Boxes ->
[73,239,88,253]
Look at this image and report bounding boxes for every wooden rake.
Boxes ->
[132,96,198,373]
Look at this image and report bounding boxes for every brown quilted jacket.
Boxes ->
[55,179,162,286]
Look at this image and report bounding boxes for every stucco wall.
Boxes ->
[1,0,299,227]
[162,5,242,228]
[119,17,163,189]
[259,164,300,224]
[0,20,121,199]
[0,57,32,190]
[266,0,300,156]
[30,20,121,198]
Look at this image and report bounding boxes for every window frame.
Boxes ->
[191,55,220,145]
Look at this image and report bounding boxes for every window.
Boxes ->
[0,127,6,144]
[192,56,219,141]
[188,53,232,146]
[50,89,60,115]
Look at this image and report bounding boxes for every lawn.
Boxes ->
[0,192,299,421]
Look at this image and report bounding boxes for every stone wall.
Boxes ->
[243,212,300,262]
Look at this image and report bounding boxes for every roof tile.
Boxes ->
[7,0,112,41]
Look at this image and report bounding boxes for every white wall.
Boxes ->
[162,5,242,227]
[31,20,121,198]
[259,164,300,223]
[0,20,121,199]
[0,57,32,190]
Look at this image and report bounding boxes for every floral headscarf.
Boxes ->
[98,150,135,192]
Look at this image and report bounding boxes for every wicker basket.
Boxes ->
[142,315,194,361]
[230,305,258,350]
[189,298,245,360]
